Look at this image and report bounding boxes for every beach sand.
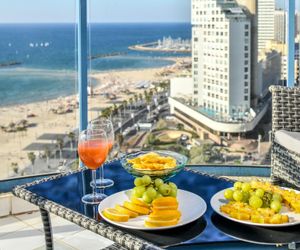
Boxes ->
[0,57,191,179]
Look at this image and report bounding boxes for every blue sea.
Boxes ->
[0,23,191,106]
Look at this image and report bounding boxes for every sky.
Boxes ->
[0,0,299,23]
[0,0,191,23]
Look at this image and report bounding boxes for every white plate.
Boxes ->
[98,189,207,230]
[211,188,300,227]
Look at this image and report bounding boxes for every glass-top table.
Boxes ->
[12,161,300,250]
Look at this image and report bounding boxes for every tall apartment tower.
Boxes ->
[257,0,275,52]
[274,10,286,43]
[192,0,251,117]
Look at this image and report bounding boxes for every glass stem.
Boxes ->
[99,165,104,194]
[92,169,97,197]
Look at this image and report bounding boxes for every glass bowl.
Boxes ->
[120,150,188,181]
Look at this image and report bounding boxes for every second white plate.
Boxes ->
[211,188,300,227]
[99,189,207,230]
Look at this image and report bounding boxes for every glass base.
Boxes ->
[81,193,107,204]
[91,178,114,189]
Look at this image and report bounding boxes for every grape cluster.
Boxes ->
[224,181,283,212]
[132,175,178,204]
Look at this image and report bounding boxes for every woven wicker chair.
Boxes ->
[270,86,300,189]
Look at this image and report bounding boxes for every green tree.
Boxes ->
[68,132,75,150]
[134,93,139,108]
[56,138,64,160]
[27,152,36,173]
[44,146,51,167]
[11,162,19,174]
[176,123,184,131]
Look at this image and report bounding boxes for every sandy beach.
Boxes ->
[0,57,191,179]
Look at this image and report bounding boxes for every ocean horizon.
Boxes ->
[0,23,191,107]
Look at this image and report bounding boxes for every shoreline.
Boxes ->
[0,56,191,179]
[0,56,181,108]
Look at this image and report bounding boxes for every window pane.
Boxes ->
[0,1,77,180]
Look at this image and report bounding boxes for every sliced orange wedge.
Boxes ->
[102,208,129,222]
[131,197,150,208]
[123,201,150,215]
[152,197,178,207]
[144,218,179,228]
[115,204,139,218]
[149,210,181,220]
[152,204,179,211]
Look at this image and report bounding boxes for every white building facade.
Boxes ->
[191,0,251,118]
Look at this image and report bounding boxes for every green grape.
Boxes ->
[142,192,152,203]
[170,188,177,197]
[241,183,251,192]
[131,189,137,198]
[142,175,152,186]
[134,177,144,187]
[146,187,157,199]
[262,191,272,208]
[249,195,263,209]
[156,193,163,199]
[224,189,234,200]
[270,200,282,213]
[168,182,177,191]
[272,193,283,202]
[158,184,171,196]
[233,182,242,190]
[233,190,243,201]
[134,186,146,198]
[242,191,250,203]
[255,188,265,198]
[154,178,164,187]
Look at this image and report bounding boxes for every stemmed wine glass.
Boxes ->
[88,118,115,188]
[78,129,109,204]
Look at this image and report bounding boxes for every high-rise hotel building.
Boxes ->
[169,0,274,143]
[191,0,251,117]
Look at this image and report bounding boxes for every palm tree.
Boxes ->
[129,97,134,112]
[139,93,143,105]
[145,94,152,120]
[68,132,75,151]
[11,162,19,174]
[56,138,64,160]
[44,146,51,167]
[27,152,36,174]
[116,133,124,149]
[122,100,128,117]
[134,93,139,108]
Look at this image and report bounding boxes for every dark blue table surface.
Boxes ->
[26,161,242,247]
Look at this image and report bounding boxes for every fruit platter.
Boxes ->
[99,175,207,230]
[211,180,300,227]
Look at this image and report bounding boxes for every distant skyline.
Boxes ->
[0,0,299,23]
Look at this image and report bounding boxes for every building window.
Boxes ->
[244,75,248,80]
[245,24,249,29]
[244,89,248,94]
[244,96,248,101]
[194,37,198,42]
[244,67,248,73]
[244,82,248,87]
[244,46,248,51]
[245,53,249,58]
[245,31,249,36]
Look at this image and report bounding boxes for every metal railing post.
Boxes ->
[287,0,295,87]
[78,0,88,132]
